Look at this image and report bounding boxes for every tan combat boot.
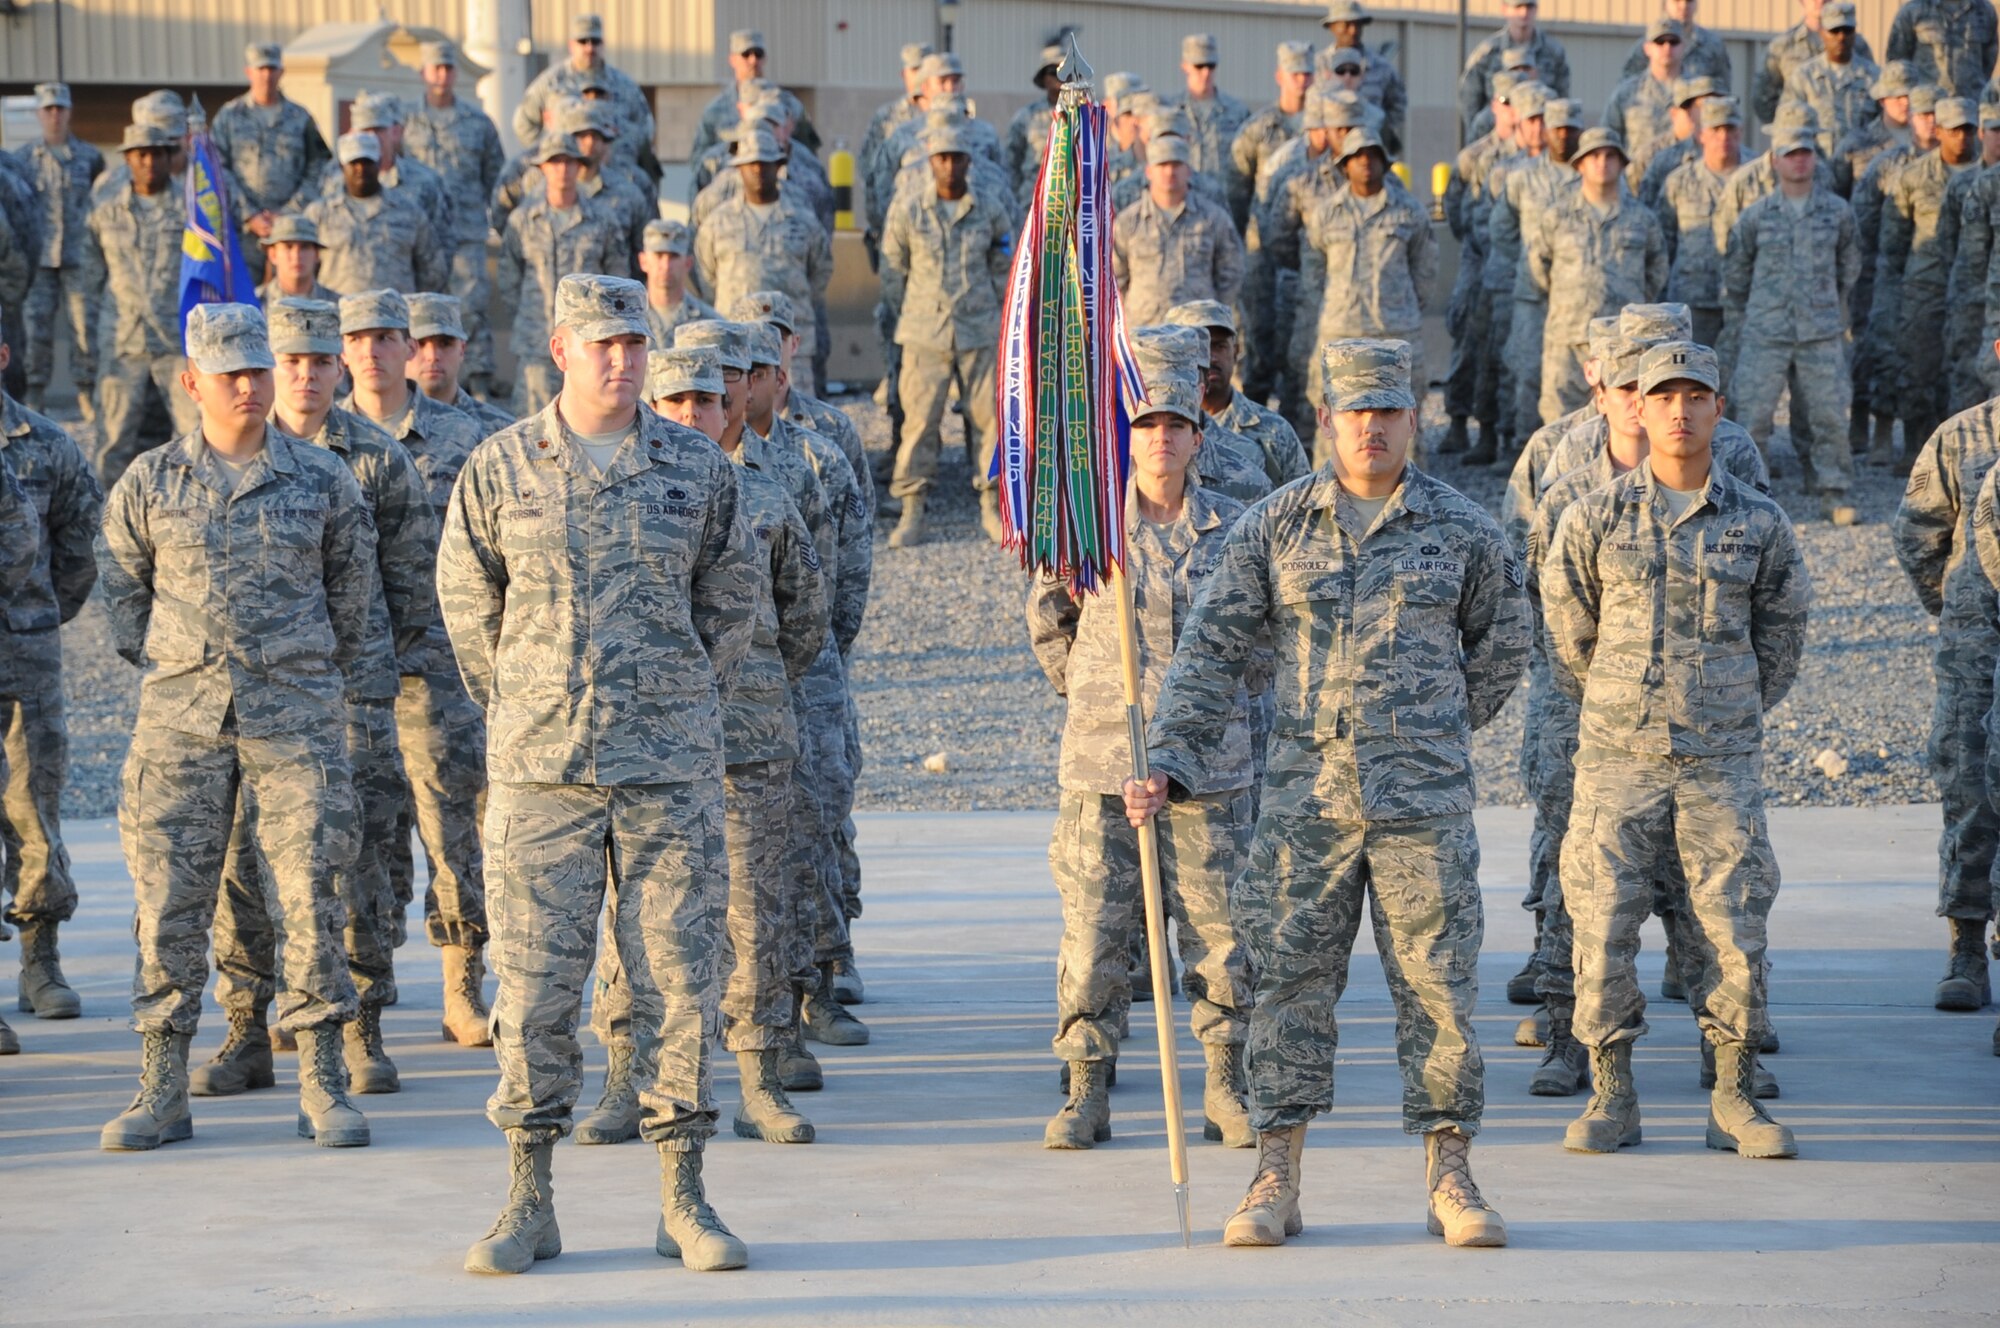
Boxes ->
[18,919,80,1018]
[1705,1041,1798,1158]
[887,492,927,548]
[1202,1042,1254,1147]
[655,1145,749,1270]
[1699,1039,1779,1098]
[1936,917,1992,1011]
[733,1047,815,1143]
[1044,1060,1111,1149]
[1563,1041,1641,1152]
[1514,1005,1549,1047]
[441,943,494,1045]
[575,1043,642,1144]
[979,488,1005,543]
[343,1004,401,1093]
[465,1130,562,1274]
[1425,1128,1507,1247]
[800,963,870,1045]
[779,1002,823,1092]
[829,957,865,1005]
[190,1003,275,1096]
[1530,1014,1589,1097]
[1819,492,1859,527]
[1223,1125,1304,1246]
[101,1030,194,1151]
[296,1022,371,1147]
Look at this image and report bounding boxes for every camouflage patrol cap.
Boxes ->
[339,288,411,334]
[647,347,724,400]
[1872,61,1917,100]
[1490,71,1522,103]
[642,218,694,255]
[1277,42,1315,76]
[926,99,971,126]
[1511,82,1550,118]
[1323,89,1373,130]
[742,321,782,367]
[725,105,784,143]
[1936,96,1978,130]
[1335,126,1387,164]
[1982,102,2000,130]
[1146,136,1190,166]
[186,302,277,374]
[350,92,403,130]
[1103,72,1148,102]
[919,52,965,81]
[1320,338,1416,412]
[1543,97,1584,129]
[729,28,764,56]
[407,292,467,341]
[553,273,649,342]
[928,122,976,157]
[576,69,615,96]
[1121,91,1163,121]
[260,214,324,248]
[1573,126,1628,164]
[1144,107,1194,140]
[1912,84,1942,114]
[732,127,786,165]
[1619,302,1693,342]
[1699,96,1743,130]
[1322,0,1374,26]
[34,83,71,109]
[1300,90,1335,130]
[730,290,798,335]
[1500,44,1536,70]
[1033,43,1064,81]
[1184,34,1221,66]
[133,90,187,135]
[422,39,457,67]
[675,319,751,372]
[1127,327,1206,425]
[1166,300,1238,335]
[1770,124,1817,153]
[1764,99,1819,136]
[1321,46,1368,74]
[574,13,606,41]
[120,123,177,153]
[1674,75,1725,106]
[245,42,283,69]
[1821,0,1859,29]
[532,131,584,164]
[338,130,382,163]
[1600,335,1650,388]
[1645,15,1686,43]
[571,99,622,138]
[266,297,341,356]
[1586,315,1624,363]
[905,41,936,71]
[1638,340,1720,394]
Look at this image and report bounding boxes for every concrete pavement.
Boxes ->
[2,805,1997,1326]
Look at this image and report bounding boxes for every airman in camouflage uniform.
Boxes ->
[1113,137,1245,329]
[636,220,718,348]
[1966,455,2000,1048]
[864,42,934,244]
[94,303,374,1153]
[204,294,435,1100]
[1722,126,1861,518]
[1636,78,1726,210]
[1132,339,1527,1250]
[1545,342,1810,1161]
[1781,2,1882,157]
[0,312,102,1025]
[408,294,514,436]
[1031,346,1255,1152]
[877,123,1011,546]
[1229,42,1314,406]
[333,290,493,1043]
[1888,0,1999,99]
[1459,10,1573,137]
[15,83,103,415]
[84,123,198,489]
[1757,0,1879,125]
[1303,129,1435,416]
[1180,33,1253,177]
[1622,0,1735,82]
[1529,128,1669,424]
[441,276,759,1275]
[1319,0,1408,157]
[696,129,832,400]
[0,439,42,1053]
[404,40,507,394]
[1833,61,1915,199]
[210,43,332,269]
[1491,88,1582,456]
[1937,104,2000,413]
[1166,300,1312,486]
[304,131,447,297]
[497,134,624,415]
[1007,44,1066,204]
[1893,343,2000,1013]
[1449,73,1523,456]
[1854,79,1936,458]
[255,214,339,306]
[517,13,662,175]
[688,27,819,164]
[1656,97,1743,351]
[309,95,457,252]
[1604,18,1689,188]
[1884,98,1984,459]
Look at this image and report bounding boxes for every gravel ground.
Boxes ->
[48,390,1938,819]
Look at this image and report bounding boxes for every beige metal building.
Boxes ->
[2,0,1852,178]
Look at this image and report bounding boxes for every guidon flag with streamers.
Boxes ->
[177,96,260,344]
[992,43,1147,597]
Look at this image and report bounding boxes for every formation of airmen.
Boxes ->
[0,0,1997,1273]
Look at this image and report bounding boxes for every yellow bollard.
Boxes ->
[1391,161,1411,190]
[830,138,856,231]
[1429,161,1451,222]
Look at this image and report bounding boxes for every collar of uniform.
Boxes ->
[316,407,361,455]
[734,426,775,472]
[932,190,975,220]
[173,424,300,491]
[1628,460,1726,518]
[1307,461,1431,515]
[0,391,29,443]
[1121,478,1223,540]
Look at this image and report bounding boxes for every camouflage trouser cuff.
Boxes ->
[1248,1105,1320,1133]
[425,914,491,949]
[646,1125,717,1152]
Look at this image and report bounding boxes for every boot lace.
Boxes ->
[669,1151,730,1234]
[137,1031,179,1111]
[213,1008,262,1062]
[1428,1130,1492,1214]
[1235,1131,1292,1213]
